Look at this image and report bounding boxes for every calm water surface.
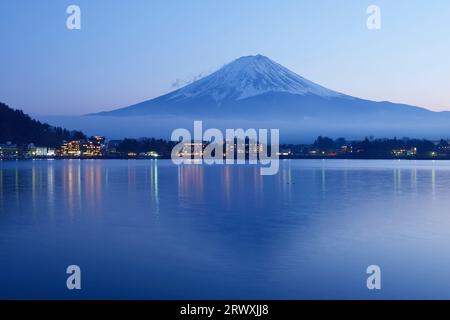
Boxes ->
[1,159,450,299]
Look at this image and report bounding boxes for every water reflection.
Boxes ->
[83,161,103,213]
[63,160,81,217]
[178,164,204,208]
[280,160,292,202]
[411,166,417,190]
[321,162,326,195]
[31,164,37,215]
[222,165,231,207]
[60,160,106,217]
[47,162,55,219]
[390,162,441,196]
[15,167,19,201]
[253,166,264,206]
[431,164,436,197]
[149,159,159,215]
[1,160,450,299]
[0,167,3,210]
[176,163,271,210]
[394,166,401,192]
[0,160,445,221]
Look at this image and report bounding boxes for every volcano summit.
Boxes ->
[90,55,449,139]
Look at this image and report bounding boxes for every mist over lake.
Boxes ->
[39,115,450,143]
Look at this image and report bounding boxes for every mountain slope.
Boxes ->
[0,102,86,146]
[167,54,346,102]
[94,55,448,127]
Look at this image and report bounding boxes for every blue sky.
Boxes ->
[1,0,450,115]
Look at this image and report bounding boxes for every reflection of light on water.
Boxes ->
[89,163,94,201]
[411,166,417,190]
[63,160,105,216]
[83,161,103,213]
[252,166,263,206]
[128,161,136,191]
[95,162,103,211]
[32,164,37,214]
[182,159,203,165]
[321,161,326,195]
[281,160,291,201]
[178,165,181,194]
[432,164,436,197]
[0,167,3,207]
[394,166,401,192]
[149,159,159,215]
[15,167,19,203]
[178,164,204,207]
[77,162,81,197]
[343,165,348,189]
[47,164,54,195]
[64,160,82,218]
[15,167,19,192]
[66,161,75,216]
[0,168,3,200]
[223,165,231,206]
[85,163,94,208]
[105,168,109,188]
[47,163,55,219]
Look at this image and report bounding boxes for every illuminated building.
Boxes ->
[0,142,19,159]
[60,140,81,156]
[82,136,105,156]
[146,151,159,157]
[47,148,56,157]
[276,148,292,157]
[59,137,105,157]
[179,142,206,158]
[225,141,264,158]
[249,143,264,155]
[25,144,57,158]
[392,148,417,157]
[81,140,101,156]
[340,145,353,154]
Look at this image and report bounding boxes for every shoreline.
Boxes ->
[1,156,449,161]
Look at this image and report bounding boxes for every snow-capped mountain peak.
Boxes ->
[168,54,344,102]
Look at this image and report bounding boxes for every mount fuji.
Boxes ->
[76,54,450,140]
[96,54,355,117]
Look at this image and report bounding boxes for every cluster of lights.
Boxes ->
[177,142,266,158]
[392,148,417,157]
[59,137,105,157]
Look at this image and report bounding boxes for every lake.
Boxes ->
[1,159,450,299]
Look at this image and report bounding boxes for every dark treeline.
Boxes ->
[0,102,86,147]
[310,136,446,156]
[353,138,440,157]
[113,136,450,159]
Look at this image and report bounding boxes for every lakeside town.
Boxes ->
[2,102,450,161]
[1,135,450,160]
